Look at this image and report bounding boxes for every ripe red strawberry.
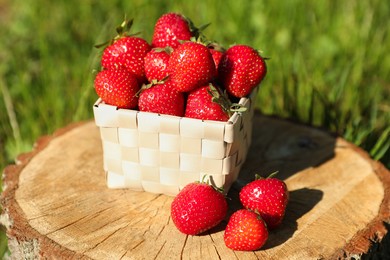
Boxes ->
[218,44,267,98]
[97,18,151,84]
[138,80,185,116]
[94,68,139,109]
[168,41,216,92]
[239,174,289,229]
[101,36,151,84]
[208,43,225,78]
[185,84,230,122]
[171,179,228,235]
[151,13,192,49]
[144,48,172,82]
[209,48,224,77]
[224,209,269,251]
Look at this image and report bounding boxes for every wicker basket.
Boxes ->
[93,89,257,196]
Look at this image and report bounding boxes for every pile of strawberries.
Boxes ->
[94,12,277,251]
[171,173,289,251]
[94,12,267,122]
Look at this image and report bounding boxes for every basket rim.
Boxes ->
[93,97,251,125]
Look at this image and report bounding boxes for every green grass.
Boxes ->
[0,0,389,257]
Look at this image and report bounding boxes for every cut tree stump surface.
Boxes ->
[1,114,390,259]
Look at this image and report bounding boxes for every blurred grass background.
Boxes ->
[0,0,389,257]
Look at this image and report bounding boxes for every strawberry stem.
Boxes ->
[207,42,226,52]
[207,84,247,117]
[254,171,279,180]
[182,14,210,42]
[94,16,140,49]
[267,171,279,178]
[152,46,174,54]
[200,174,209,184]
[254,174,264,180]
[199,174,225,194]
[116,17,133,37]
[135,77,169,97]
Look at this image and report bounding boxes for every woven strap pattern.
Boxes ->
[93,92,256,196]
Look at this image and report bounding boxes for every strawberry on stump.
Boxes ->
[170,176,228,235]
[224,209,269,251]
[239,172,289,230]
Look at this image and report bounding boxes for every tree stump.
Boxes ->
[1,114,389,259]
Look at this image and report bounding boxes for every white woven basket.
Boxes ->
[93,90,257,196]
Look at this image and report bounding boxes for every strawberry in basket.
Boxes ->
[151,12,208,49]
[151,12,192,49]
[97,18,151,85]
[168,41,216,92]
[138,80,185,117]
[94,68,139,109]
[185,84,246,122]
[92,13,269,201]
[144,47,172,82]
[94,18,151,108]
[218,44,267,98]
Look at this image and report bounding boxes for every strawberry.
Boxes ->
[209,48,224,77]
[171,178,228,235]
[218,44,267,98]
[239,173,289,229]
[207,43,225,78]
[94,68,139,109]
[98,18,151,84]
[185,84,231,122]
[151,13,192,49]
[101,36,151,84]
[168,41,216,92]
[224,209,268,251]
[138,80,185,116]
[144,47,172,82]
